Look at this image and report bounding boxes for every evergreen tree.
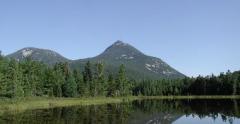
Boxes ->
[63,73,77,97]
[62,63,77,97]
[232,76,238,95]
[95,62,105,96]
[43,68,55,96]
[0,64,7,97]
[83,61,92,96]
[116,64,129,96]
[0,50,3,60]
[0,57,5,96]
[5,59,24,98]
[52,63,65,97]
[73,69,84,96]
[106,74,116,97]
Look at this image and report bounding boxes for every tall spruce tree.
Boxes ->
[116,64,129,96]
[62,62,77,97]
[5,59,24,98]
[63,73,77,97]
[83,61,92,96]
[95,62,105,96]
[52,63,65,97]
[106,74,116,97]
[73,69,84,96]
[0,59,7,97]
[43,68,55,96]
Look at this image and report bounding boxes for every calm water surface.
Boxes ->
[0,99,240,124]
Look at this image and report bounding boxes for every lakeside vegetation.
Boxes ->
[1,95,240,116]
[0,97,132,115]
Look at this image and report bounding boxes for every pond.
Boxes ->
[0,99,240,124]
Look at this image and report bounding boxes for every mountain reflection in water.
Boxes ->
[0,99,240,124]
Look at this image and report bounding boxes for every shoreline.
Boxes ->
[1,95,240,115]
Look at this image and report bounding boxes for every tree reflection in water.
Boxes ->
[0,99,239,124]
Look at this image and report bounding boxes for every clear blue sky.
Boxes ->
[0,0,240,77]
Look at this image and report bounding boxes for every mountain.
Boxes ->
[6,41,185,79]
[7,47,69,65]
[71,41,185,79]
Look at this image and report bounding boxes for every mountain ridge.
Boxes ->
[6,41,185,79]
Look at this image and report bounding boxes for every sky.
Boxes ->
[0,0,240,77]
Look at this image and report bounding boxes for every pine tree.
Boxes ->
[43,68,55,96]
[63,73,77,97]
[73,69,84,96]
[5,59,24,98]
[83,61,92,96]
[0,50,3,60]
[232,76,238,95]
[116,64,129,96]
[95,62,105,96]
[52,64,65,97]
[62,62,77,97]
[0,57,6,96]
[106,74,116,97]
[0,68,7,97]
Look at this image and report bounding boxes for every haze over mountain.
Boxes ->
[7,41,185,79]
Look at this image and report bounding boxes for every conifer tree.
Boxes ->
[96,62,105,96]
[73,69,84,96]
[63,73,77,97]
[5,59,24,98]
[106,74,116,96]
[116,64,129,96]
[83,61,92,96]
[62,62,77,97]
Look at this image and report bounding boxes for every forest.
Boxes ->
[0,54,240,98]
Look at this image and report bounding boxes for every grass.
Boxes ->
[0,95,240,116]
[0,96,138,116]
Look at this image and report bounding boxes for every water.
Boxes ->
[0,99,240,124]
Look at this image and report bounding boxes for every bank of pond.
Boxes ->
[0,97,240,124]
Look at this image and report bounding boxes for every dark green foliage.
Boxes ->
[5,59,24,98]
[83,61,92,96]
[63,73,77,97]
[73,69,84,96]
[94,62,105,96]
[61,63,77,97]
[116,64,131,96]
[20,59,46,96]
[0,55,239,98]
[106,74,116,96]
[133,71,240,96]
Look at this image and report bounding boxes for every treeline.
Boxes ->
[0,54,240,98]
[133,71,240,96]
[0,55,131,98]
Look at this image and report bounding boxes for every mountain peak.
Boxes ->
[102,41,143,57]
[113,40,128,46]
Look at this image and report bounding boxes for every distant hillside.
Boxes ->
[7,41,185,79]
[7,47,70,65]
